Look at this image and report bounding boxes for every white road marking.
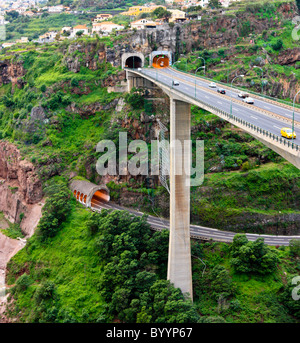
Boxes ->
[274,125,282,129]
[251,115,258,119]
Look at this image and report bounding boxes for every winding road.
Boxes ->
[91,198,299,246]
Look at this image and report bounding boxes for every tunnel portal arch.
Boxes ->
[122,52,145,69]
[150,51,172,69]
[70,180,110,208]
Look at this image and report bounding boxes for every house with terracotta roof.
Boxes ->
[71,24,89,37]
[92,22,124,35]
[93,13,113,22]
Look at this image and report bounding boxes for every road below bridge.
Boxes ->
[90,198,299,246]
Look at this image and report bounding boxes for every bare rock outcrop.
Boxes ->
[277,48,300,66]
[63,41,106,73]
[0,60,26,89]
[0,141,43,231]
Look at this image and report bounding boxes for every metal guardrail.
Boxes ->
[170,65,300,111]
[128,68,300,152]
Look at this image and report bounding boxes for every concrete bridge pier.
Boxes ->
[168,97,193,300]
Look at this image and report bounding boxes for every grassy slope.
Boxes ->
[6,203,106,322]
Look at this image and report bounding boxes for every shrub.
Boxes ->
[14,273,32,292]
[241,161,250,171]
[230,234,279,275]
[37,183,72,241]
[289,239,300,257]
[272,39,283,51]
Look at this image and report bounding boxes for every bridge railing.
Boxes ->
[128,68,300,152]
[170,65,300,111]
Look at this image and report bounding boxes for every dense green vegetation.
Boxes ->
[5,196,300,322]
[6,192,200,323]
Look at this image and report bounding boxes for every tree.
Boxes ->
[272,39,283,51]
[151,7,172,21]
[230,234,279,275]
[76,30,84,37]
[125,87,145,110]
[37,183,72,241]
[91,210,198,323]
[208,0,222,9]
[6,10,19,19]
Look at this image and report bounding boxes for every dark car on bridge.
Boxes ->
[217,88,226,94]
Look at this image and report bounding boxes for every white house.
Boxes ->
[130,18,157,30]
[93,13,113,22]
[38,31,57,43]
[16,37,29,43]
[71,25,89,37]
[48,5,64,13]
[2,42,15,48]
[92,22,124,35]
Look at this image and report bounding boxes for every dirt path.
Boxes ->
[0,201,44,322]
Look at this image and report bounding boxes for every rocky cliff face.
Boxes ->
[0,141,43,234]
[0,60,26,89]
[63,41,106,73]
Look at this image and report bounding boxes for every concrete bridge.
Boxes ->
[124,56,300,300]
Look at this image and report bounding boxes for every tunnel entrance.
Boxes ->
[125,56,143,69]
[152,54,170,69]
[91,189,110,208]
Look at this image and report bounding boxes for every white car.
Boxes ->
[209,82,217,88]
[243,97,254,104]
[173,81,180,86]
[238,92,249,98]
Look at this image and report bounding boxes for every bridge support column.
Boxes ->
[168,98,193,300]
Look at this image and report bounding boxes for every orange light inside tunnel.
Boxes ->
[91,190,110,207]
[153,55,169,69]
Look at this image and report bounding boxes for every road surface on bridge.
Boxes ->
[139,67,300,143]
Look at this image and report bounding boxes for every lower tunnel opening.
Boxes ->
[125,56,142,69]
[91,189,110,208]
[152,55,170,69]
